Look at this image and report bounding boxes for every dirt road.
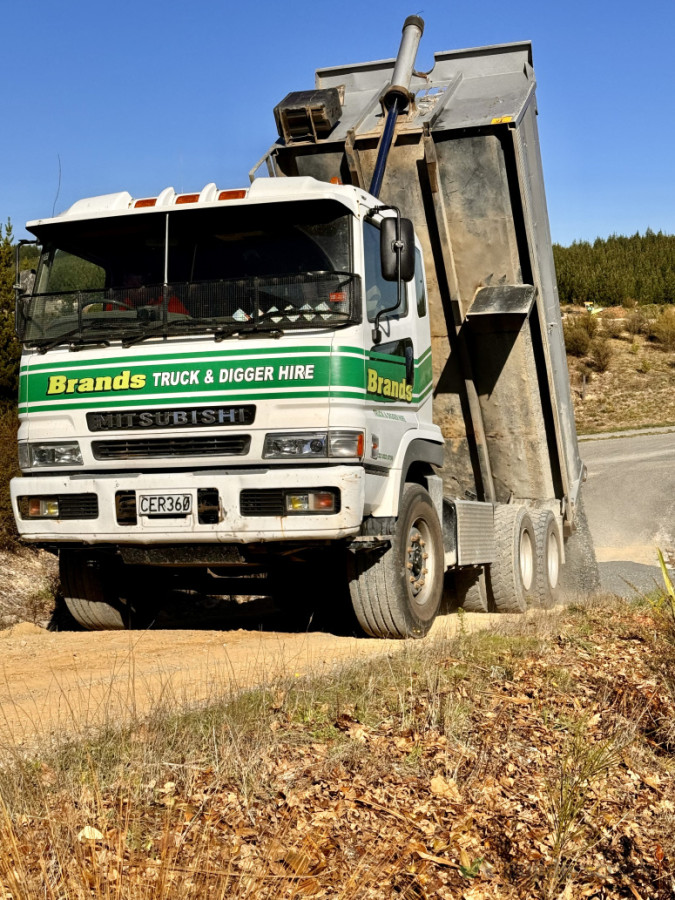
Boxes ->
[0,608,504,752]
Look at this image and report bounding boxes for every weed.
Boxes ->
[544,722,632,897]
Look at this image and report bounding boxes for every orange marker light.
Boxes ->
[218,190,247,201]
[134,198,157,208]
[175,193,200,204]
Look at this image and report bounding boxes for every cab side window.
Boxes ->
[414,248,427,318]
[364,221,404,322]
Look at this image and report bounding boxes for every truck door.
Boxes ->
[362,219,424,472]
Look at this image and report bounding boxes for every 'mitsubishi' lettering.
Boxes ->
[47,370,146,395]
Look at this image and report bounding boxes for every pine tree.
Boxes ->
[0,221,21,400]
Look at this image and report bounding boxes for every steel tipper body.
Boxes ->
[262,28,595,619]
[265,40,582,519]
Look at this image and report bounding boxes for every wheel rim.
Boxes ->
[406,516,436,608]
[547,529,560,590]
[519,529,534,592]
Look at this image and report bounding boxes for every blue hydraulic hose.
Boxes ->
[369,100,400,198]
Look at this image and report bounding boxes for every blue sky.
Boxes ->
[3,0,674,246]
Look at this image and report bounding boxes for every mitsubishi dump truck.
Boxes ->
[11,18,594,636]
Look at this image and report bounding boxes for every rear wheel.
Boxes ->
[454,566,489,613]
[348,483,443,638]
[486,505,537,613]
[532,510,562,609]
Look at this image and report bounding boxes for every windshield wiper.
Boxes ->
[33,323,111,354]
[121,318,242,348]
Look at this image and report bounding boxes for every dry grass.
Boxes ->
[0,596,674,897]
[563,305,675,433]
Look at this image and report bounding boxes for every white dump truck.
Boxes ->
[11,18,595,636]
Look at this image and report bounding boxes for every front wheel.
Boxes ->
[59,551,129,630]
[58,552,158,631]
[348,484,444,639]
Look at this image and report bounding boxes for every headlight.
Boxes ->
[19,441,83,469]
[263,431,364,460]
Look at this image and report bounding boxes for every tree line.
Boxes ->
[1,221,675,404]
[553,230,675,306]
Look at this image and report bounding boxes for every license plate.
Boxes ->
[138,493,192,516]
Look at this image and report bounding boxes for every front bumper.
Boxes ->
[11,465,364,544]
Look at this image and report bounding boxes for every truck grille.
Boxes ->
[240,489,285,516]
[92,435,250,460]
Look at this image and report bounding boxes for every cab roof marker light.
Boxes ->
[134,197,157,208]
[218,189,247,201]
[175,193,200,205]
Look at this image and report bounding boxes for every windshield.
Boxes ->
[22,200,359,348]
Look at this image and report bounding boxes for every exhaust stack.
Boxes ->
[369,15,424,198]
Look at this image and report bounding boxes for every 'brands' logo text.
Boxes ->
[366,368,413,403]
[47,370,146,395]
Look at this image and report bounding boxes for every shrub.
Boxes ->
[0,403,19,550]
[650,308,675,350]
[589,339,613,373]
[578,312,599,338]
[563,323,591,357]
[603,320,623,340]
[622,296,637,309]
[626,310,648,336]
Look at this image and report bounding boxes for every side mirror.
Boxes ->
[380,217,415,283]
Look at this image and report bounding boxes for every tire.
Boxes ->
[454,566,489,613]
[348,483,443,638]
[486,505,537,613]
[59,551,129,630]
[559,494,601,597]
[532,510,562,609]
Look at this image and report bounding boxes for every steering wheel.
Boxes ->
[83,299,132,313]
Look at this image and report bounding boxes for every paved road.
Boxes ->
[581,431,675,596]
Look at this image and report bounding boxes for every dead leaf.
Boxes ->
[77,826,103,842]
[283,849,314,875]
[430,775,462,802]
[413,849,460,869]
